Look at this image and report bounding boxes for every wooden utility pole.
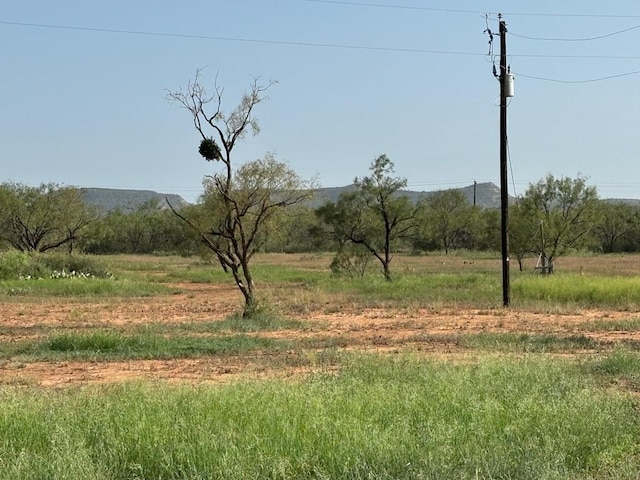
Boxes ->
[499,15,510,307]
[473,180,477,206]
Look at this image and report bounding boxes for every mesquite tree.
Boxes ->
[517,174,599,273]
[167,71,311,316]
[416,189,478,254]
[0,183,93,253]
[317,155,415,280]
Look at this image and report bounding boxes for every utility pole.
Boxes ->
[499,15,511,307]
[473,180,477,207]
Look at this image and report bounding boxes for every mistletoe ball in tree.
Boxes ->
[199,138,222,161]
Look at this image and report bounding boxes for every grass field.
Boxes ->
[1,252,640,479]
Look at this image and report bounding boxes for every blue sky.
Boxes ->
[2,1,640,202]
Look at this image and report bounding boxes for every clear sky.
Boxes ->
[2,1,640,202]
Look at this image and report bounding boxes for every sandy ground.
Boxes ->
[1,282,638,387]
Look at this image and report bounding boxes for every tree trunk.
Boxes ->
[383,262,392,281]
[230,264,258,318]
[242,290,258,318]
[548,257,554,274]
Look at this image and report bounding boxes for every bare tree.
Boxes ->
[167,71,311,316]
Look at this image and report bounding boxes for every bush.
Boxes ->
[0,251,112,280]
[0,251,45,280]
[34,253,112,278]
[330,245,372,278]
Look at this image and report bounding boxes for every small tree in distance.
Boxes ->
[167,70,312,317]
[592,200,640,253]
[317,155,415,281]
[0,183,94,253]
[416,189,477,254]
[517,174,599,273]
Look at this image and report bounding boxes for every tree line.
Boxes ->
[1,172,638,262]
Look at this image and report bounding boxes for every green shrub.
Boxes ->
[330,245,373,278]
[0,251,112,280]
[33,253,112,279]
[0,251,44,280]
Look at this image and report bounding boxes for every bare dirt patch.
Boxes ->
[2,282,639,387]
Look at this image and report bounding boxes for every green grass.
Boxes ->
[8,252,640,310]
[5,329,631,364]
[1,330,292,361]
[166,262,327,285]
[317,273,502,308]
[100,254,190,272]
[456,332,605,353]
[513,274,640,310]
[138,313,310,335]
[586,349,640,391]
[5,253,640,478]
[299,270,640,310]
[0,278,173,297]
[0,314,312,343]
[577,317,640,332]
[1,354,639,479]
[7,252,640,310]
[164,263,227,283]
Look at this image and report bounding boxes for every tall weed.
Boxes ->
[1,355,639,479]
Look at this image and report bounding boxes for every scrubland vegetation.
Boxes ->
[1,251,640,479]
[3,65,639,478]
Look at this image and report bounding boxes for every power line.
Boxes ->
[298,0,640,19]
[4,20,640,61]
[298,0,485,15]
[0,20,486,57]
[510,24,640,42]
[513,52,640,59]
[5,18,640,88]
[503,11,640,19]
[514,69,640,83]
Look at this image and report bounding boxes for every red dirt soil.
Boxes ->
[1,282,638,387]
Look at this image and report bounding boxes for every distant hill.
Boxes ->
[81,188,189,213]
[81,184,501,213]
[603,198,640,207]
[313,182,504,209]
[81,184,638,214]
